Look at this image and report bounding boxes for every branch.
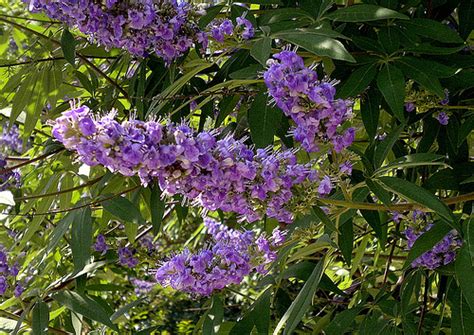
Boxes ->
[0,148,64,175]
[317,192,474,212]
[0,17,129,100]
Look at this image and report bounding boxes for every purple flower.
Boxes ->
[155,217,281,295]
[318,176,333,196]
[0,276,7,295]
[436,112,449,126]
[51,104,318,223]
[339,161,352,175]
[405,102,415,112]
[13,283,23,297]
[440,89,449,105]
[236,16,254,40]
[93,234,108,254]
[118,247,139,268]
[29,0,205,64]
[264,51,353,153]
[403,212,461,270]
[131,278,155,295]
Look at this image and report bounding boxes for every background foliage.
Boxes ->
[0,0,473,333]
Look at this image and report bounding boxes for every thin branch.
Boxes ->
[0,148,64,175]
[318,192,474,212]
[0,309,70,335]
[15,175,104,201]
[0,17,130,100]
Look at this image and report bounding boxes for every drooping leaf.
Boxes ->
[102,196,145,225]
[399,18,464,44]
[403,220,452,268]
[273,258,325,334]
[272,31,355,62]
[32,301,49,335]
[336,63,377,99]
[455,245,474,312]
[52,291,118,330]
[325,4,408,22]
[360,87,381,141]
[250,37,272,65]
[71,206,93,272]
[149,183,166,235]
[324,306,363,335]
[248,93,283,148]
[202,296,224,335]
[376,63,405,122]
[61,29,76,66]
[377,177,455,224]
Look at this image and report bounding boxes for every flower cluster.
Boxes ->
[29,0,207,64]
[264,51,354,153]
[209,15,254,43]
[0,124,22,191]
[404,82,450,125]
[51,104,320,223]
[0,247,24,297]
[401,211,462,270]
[131,278,156,295]
[155,217,285,295]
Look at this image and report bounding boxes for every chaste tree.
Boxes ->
[0,0,472,333]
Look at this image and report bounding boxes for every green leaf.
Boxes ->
[360,88,381,141]
[376,63,405,122]
[466,217,474,266]
[52,291,118,331]
[248,93,283,148]
[403,44,465,55]
[399,18,464,44]
[102,196,145,225]
[149,183,166,236]
[459,0,474,39]
[366,179,392,205]
[32,302,49,335]
[336,63,377,99]
[373,124,404,168]
[230,289,271,335]
[396,57,444,97]
[451,289,474,334]
[377,177,455,224]
[250,37,272,66]
[61,29,76,66]
[273,258,325,335]
[374,153,447,176]
[456,245,474,312]
[378,26,400,54]
[71,207,93,272]
[311,206,337,233]
[324,306,363,335]
[325,4,408,22]
[110,298,146,322]
[272,31,355,62]
[198,5,224,29]
[202,296,223,335]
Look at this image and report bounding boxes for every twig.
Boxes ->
[0,148,64,175]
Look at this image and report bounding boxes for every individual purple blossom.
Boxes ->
[0,276,7,295]
[236,15,254,40]
[93,234,108,254]
[155,217,284,295]
[131,278,156,295]
[29,0,205,64]
[264,51,353,153]
[436,112,449,125]
[13,283,24,297]
[339,161,352,175]
[440,89,449,105]
[405,102,415,112]
[118,247,139,268]
[51,103,321,223]
[318,176,333,196]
